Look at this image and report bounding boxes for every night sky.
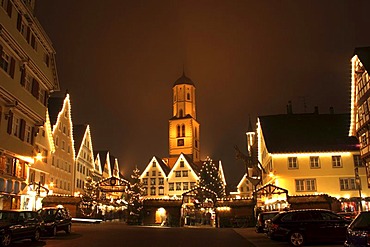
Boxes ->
[35,1,370,187]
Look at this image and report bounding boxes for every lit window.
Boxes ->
[159,178,164,185]
[143,187,148,196]
[142,178,148,185]
[158,187,164,195]
[150,178,156,185]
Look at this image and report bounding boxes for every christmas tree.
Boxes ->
[198,157,225,198]
[126,167,144,224]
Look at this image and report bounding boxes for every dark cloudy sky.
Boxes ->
[35,0,370,187]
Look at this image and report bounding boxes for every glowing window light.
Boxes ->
[271,152,352,158]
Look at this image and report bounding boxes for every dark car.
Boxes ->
[0,210,42,247]
[255,211,280,233]
[266,209,351,246]
[344,211,370,247]
[38,206,72,236]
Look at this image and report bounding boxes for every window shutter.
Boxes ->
[6,0,12,17]
[19,119,25,141]
[31,127,35,145]
[26,27,30,42]
[31,78,39,98]
[16,13,21,31]
[9,57,15,78]
[43,91,48,106]
[20,65,25,86]
[6,111,13,134]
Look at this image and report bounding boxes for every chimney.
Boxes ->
[314,106,319,114]
[329,107,334,114]
[286,101,293,114]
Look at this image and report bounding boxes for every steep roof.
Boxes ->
[47,96,65,126]
[94,150,109,172]
[354,46,370,72]
[153,156,171,176]
[73,124,87,157]
[173,73,195,87]
[258,113,359,153]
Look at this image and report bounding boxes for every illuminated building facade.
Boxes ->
[169,73,200,162]
[140,74,226,199]
[349,47,370,188]
[73,124,95,196]
[256,112,367,212]
[0,0,59,209]
[48,94,75,196]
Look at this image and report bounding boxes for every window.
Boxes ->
[143,187,148,196]
[29,169,35,183]
[169,183,174,191]
[310,156,320,168]
[0,48,15,78]
[150,178,156,185]
[158,187,164,195]
[152,161,156,167]
[177,125,180,137]
[295,179,316,192]
[332,156,342,168]
[177,139,184,146]
[175,171,181,177]
[159,178,164,185]
[181,125,185,137]
[340,178,358,190]
[354,155,363,167]
[182,171,188,177]
[180,161,184,167]
[152,170,156,176]
[40,173,45,185]
[150,187,156,196]
[146,172,149,176]
[183,182,189,190]
[142,178,148,185]
[187,93,190,100]
[176,182,181,191]
[288,157,298,169]
[361,133,368,147]
[190,182,196,189]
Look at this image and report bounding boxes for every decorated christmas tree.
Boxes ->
[198,157,225,198]
[126,166,144,224]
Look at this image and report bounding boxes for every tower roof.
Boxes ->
[173,72,195,87]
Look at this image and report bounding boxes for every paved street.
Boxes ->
[9,222,343,247]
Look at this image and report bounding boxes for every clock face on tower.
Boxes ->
[177,139,184,146]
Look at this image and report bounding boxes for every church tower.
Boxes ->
[169,73,200,162]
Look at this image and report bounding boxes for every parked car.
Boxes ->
[255,211,280,233]
[344,211,370,247]
[0,210,42,247]
[266,209,351,246]
[38,206,72,236]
